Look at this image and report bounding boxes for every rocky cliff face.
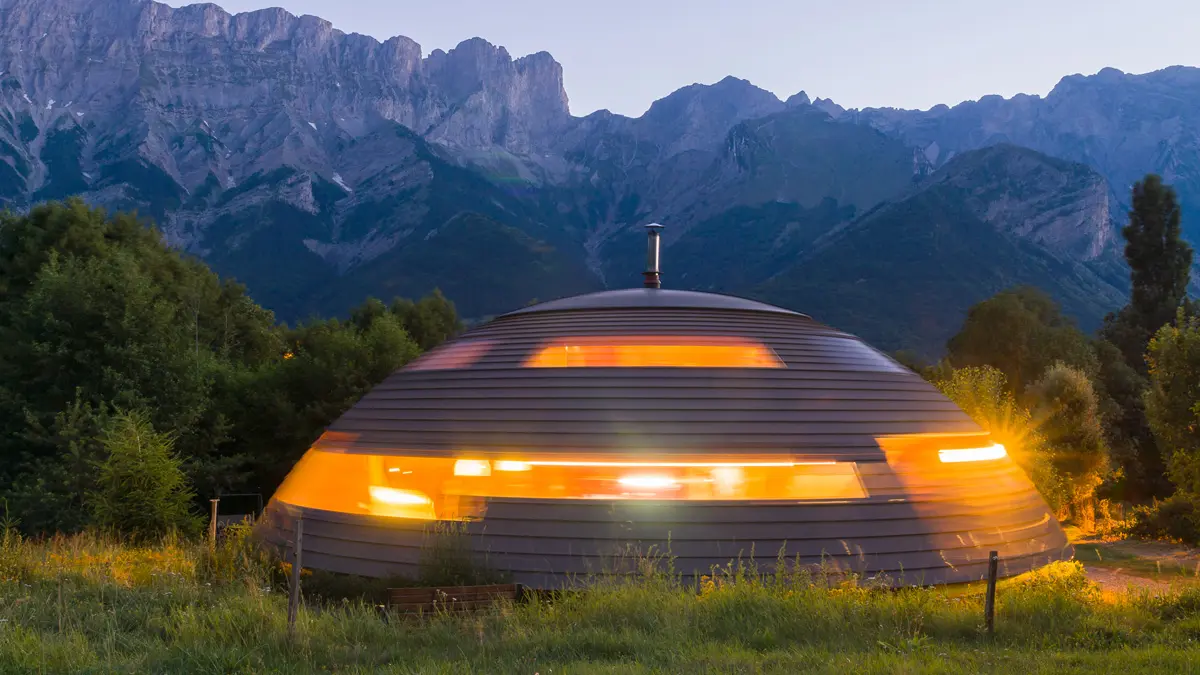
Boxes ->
[0,0,587,318]
[0,0,1185,352]
[0,0,571,206]
[917,144,1119,262]
[846,67,1200,246]
[756,145,1128,354]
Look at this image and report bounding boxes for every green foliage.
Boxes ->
[1099,172,1200,499]
[1144,310,1200,496]
[1101,174,1195,399]
[387,288,463,351]
[228,309,421,491]
[0,200,281,482]
[1129,494,1200,545]
[88,411,198,540]
[0,200,454,534]
[1092,338,1165,500]
[1104,175,1196,370]
[947,286,1099,394]
[1,393,110,534]
[1027,363,1110,517]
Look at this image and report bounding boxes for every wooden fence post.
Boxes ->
[57,576,64,634]
[984,550,998,634]
[287,516,304,636]
[208,498,220,550]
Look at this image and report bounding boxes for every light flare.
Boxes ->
[938,443,1008,463]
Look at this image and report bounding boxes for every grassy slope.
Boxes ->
[4,533,1200,674]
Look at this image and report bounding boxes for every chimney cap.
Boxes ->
[643,223,663,289]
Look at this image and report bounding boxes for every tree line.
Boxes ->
[0,199,461,537]
[899,175,1200,539]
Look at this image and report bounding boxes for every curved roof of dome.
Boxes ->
[317,289,982,460]
[505,288,808,318]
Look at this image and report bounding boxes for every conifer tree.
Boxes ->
[1103,174,1195,371]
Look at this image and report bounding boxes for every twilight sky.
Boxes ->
[164,0,1200,118]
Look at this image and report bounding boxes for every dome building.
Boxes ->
[264,225,1071,587]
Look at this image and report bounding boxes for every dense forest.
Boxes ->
[0,199,460,536]
[0,175,1198,545]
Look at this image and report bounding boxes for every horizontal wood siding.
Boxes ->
[265,290,1071,587]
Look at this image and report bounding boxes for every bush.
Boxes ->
[88,410,199,540]
[1028,363,1110,523]
[1129,493,1200,545]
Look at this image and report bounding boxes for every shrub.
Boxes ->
[88,410,199,540]
[1128,493,1200,545]
[1028,363,1110,523]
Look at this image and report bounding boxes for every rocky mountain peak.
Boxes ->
[638,76,783,156]
[811,97,846,119]
[785,90,810,107]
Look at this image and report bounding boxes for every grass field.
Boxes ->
[4,526,1200,674]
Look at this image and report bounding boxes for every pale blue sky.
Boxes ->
[164,0,1200,117]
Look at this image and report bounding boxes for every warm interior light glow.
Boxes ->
[523,460,818,468]
[366,486,436,520]
[710,467,744,497]
[938,443,1008,463]
[524,336,784,368]
[453,459,492,476]
[368,486,433,505]
[617,475,677,489]
[495,461,532,472]
[270,450,868,520]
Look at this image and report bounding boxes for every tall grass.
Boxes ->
[3,523,1200,673]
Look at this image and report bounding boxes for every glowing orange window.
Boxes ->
[524,336,784,368]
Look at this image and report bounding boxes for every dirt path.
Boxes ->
[1073,535,1200,593]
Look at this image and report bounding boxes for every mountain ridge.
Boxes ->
[0,0,1193,353]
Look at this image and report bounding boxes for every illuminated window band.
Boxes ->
[273,437,1012,521]
[524,336,784,369]
[272,451,866,520]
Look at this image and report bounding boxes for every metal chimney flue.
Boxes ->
[643,223,663,289]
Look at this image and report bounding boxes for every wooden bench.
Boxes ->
[386,583,524,615]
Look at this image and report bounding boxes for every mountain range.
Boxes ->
[0,0,1196,354]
